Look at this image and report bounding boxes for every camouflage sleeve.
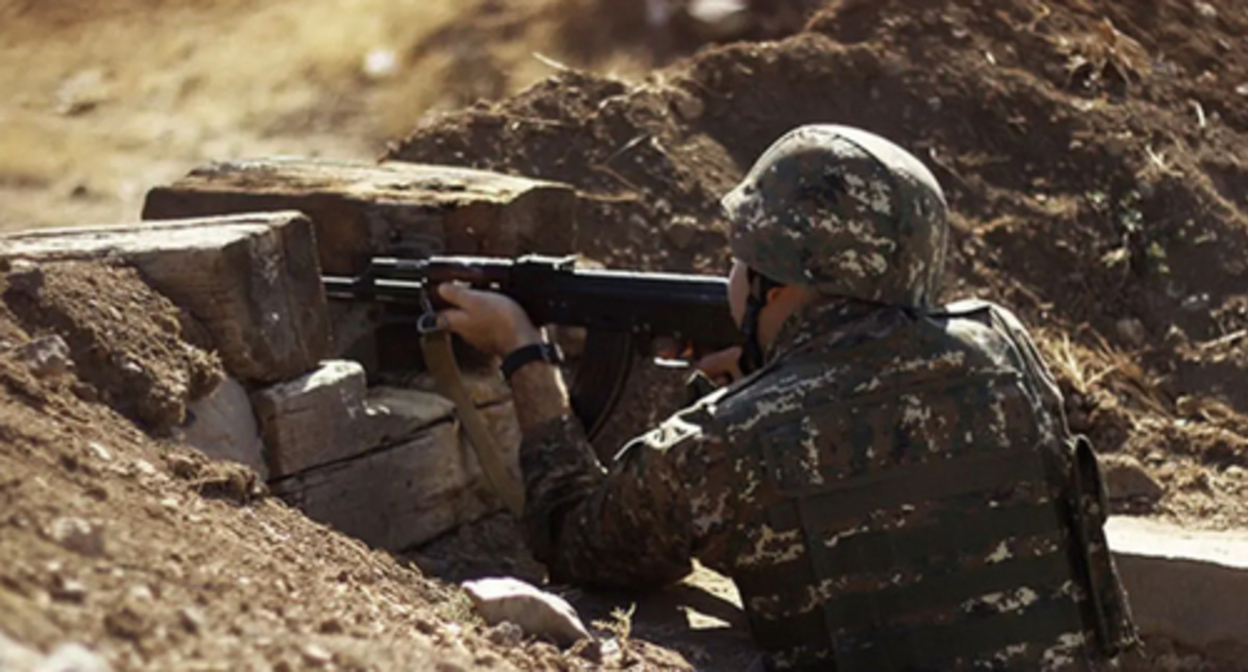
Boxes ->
[519,408,736,590]
[987,303,1069,427]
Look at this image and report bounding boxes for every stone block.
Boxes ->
[270,400,521,550]
[173,377,268,479]
[0,212,329,383]
[253,360,516,480]
[141,157,579,275]
[251,360,369,478]
[1107,516,1248,662]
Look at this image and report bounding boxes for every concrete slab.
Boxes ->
[1107,516,1248,661]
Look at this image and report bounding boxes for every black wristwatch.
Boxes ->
[500,342,564,380]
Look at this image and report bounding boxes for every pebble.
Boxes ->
[37,642,111,672]
[1114,317,1147,347]
[50,577,88,604]
[86,442,112,462]
[670,92,704,121]
[664,216,699,251]
[1099,453,1165,502]
[178,607,205,635]
[47,517,106,558]
[301,644,333,667]
[485,621,524,647]
[6,260,45,296]
[131,460,157,477]
[361,49,398,81]
[18,335,72,379]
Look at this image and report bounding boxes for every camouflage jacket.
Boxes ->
[518,298,1136,671]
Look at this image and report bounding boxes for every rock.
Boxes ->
[86,442,112,462]
[174,377,268,479]
[49,575,87,603]
[55,69,109,117]
[38,643,111,672]
[361,48,398,80]
[485,621,525,647]
[1100,453,1165,502]
[177,607,205,635]
[669,91,705,121]
[684,0,752,40]
[1115,317,1147,347]
[194,461,264,505]
[462,577,592,647]
[300,644,332,667]
[6,260,45,295]
[17,335,72,378]
[0,631,41,671]
[664,217,698,251]
[47,517,105,558]
[1107,517,1248,663]
[0,635,110,672]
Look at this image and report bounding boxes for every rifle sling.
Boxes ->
[419,328,526,516]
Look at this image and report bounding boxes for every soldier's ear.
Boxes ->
[769,284,819,310]
[768,284,811,307]
[765,285,787,305]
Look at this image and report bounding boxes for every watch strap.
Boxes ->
[500,342,563,380]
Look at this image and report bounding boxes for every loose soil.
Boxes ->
[3,0,1248,671]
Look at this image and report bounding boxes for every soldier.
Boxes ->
[438,124,1139,670]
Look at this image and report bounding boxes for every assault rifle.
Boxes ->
[323,255,739,439]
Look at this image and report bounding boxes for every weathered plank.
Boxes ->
[270,401,521,550]
[0,212,330,383]
[1107,516,1248,661]
[142,158,579,275]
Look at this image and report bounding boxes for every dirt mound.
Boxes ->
[391,0,1248,528]
[1,261,222,434]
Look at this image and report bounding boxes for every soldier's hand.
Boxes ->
[437,283,542,356]
[695,346,744,386]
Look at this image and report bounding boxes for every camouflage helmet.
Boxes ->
[722,124,949,309]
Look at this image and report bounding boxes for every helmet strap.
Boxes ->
[738,268,781,375]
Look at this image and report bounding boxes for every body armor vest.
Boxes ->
[718,302,1137,671]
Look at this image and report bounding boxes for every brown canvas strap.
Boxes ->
[419,325,525,516]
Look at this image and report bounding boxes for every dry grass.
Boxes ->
[1036,326,1171,417]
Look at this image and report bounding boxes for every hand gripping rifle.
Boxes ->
[322,255,739,513]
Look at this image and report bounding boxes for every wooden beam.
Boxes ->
[0,212,330,383]
[142,158,579,275]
